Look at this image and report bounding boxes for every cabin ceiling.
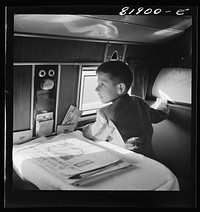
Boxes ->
[14,14,192,44]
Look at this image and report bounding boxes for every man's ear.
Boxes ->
[117,83,126,94]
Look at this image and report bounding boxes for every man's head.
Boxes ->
[95,61,133,104]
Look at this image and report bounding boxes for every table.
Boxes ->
[13,131,179,190]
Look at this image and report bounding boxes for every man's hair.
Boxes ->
[96,61,133,91]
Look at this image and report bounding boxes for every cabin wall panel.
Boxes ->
[125,27,192,68]
[13,65,32,131]
[160,27,192,68]
[57,65,79,125]
[14,36,106,62]
[124,44,163,62]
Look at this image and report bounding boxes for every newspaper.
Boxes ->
[62,105,83,127]
[13,132,132,186]
[70,158,132,186]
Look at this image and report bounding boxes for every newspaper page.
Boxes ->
[13,132,132,186]
[62,105,83,126]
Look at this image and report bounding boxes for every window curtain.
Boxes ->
[127,59,156,99]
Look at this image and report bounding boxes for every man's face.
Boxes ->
[95,72,119,104]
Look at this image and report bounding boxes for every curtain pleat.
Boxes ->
[127,59,156,99]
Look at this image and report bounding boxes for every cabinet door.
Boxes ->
[13,65,32,131]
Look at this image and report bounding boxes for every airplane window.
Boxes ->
[78,67,110,116]
[152,67,191,104]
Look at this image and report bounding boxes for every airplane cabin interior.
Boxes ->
[5,6,197,208]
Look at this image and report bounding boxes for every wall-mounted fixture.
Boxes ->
[33,65,58,136]
[105,43,126,61]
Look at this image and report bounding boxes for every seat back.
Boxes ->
[152,104,192,189]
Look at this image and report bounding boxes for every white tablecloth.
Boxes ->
[13,131,179,190]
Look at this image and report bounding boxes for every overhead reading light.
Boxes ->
[110,50,119,61]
